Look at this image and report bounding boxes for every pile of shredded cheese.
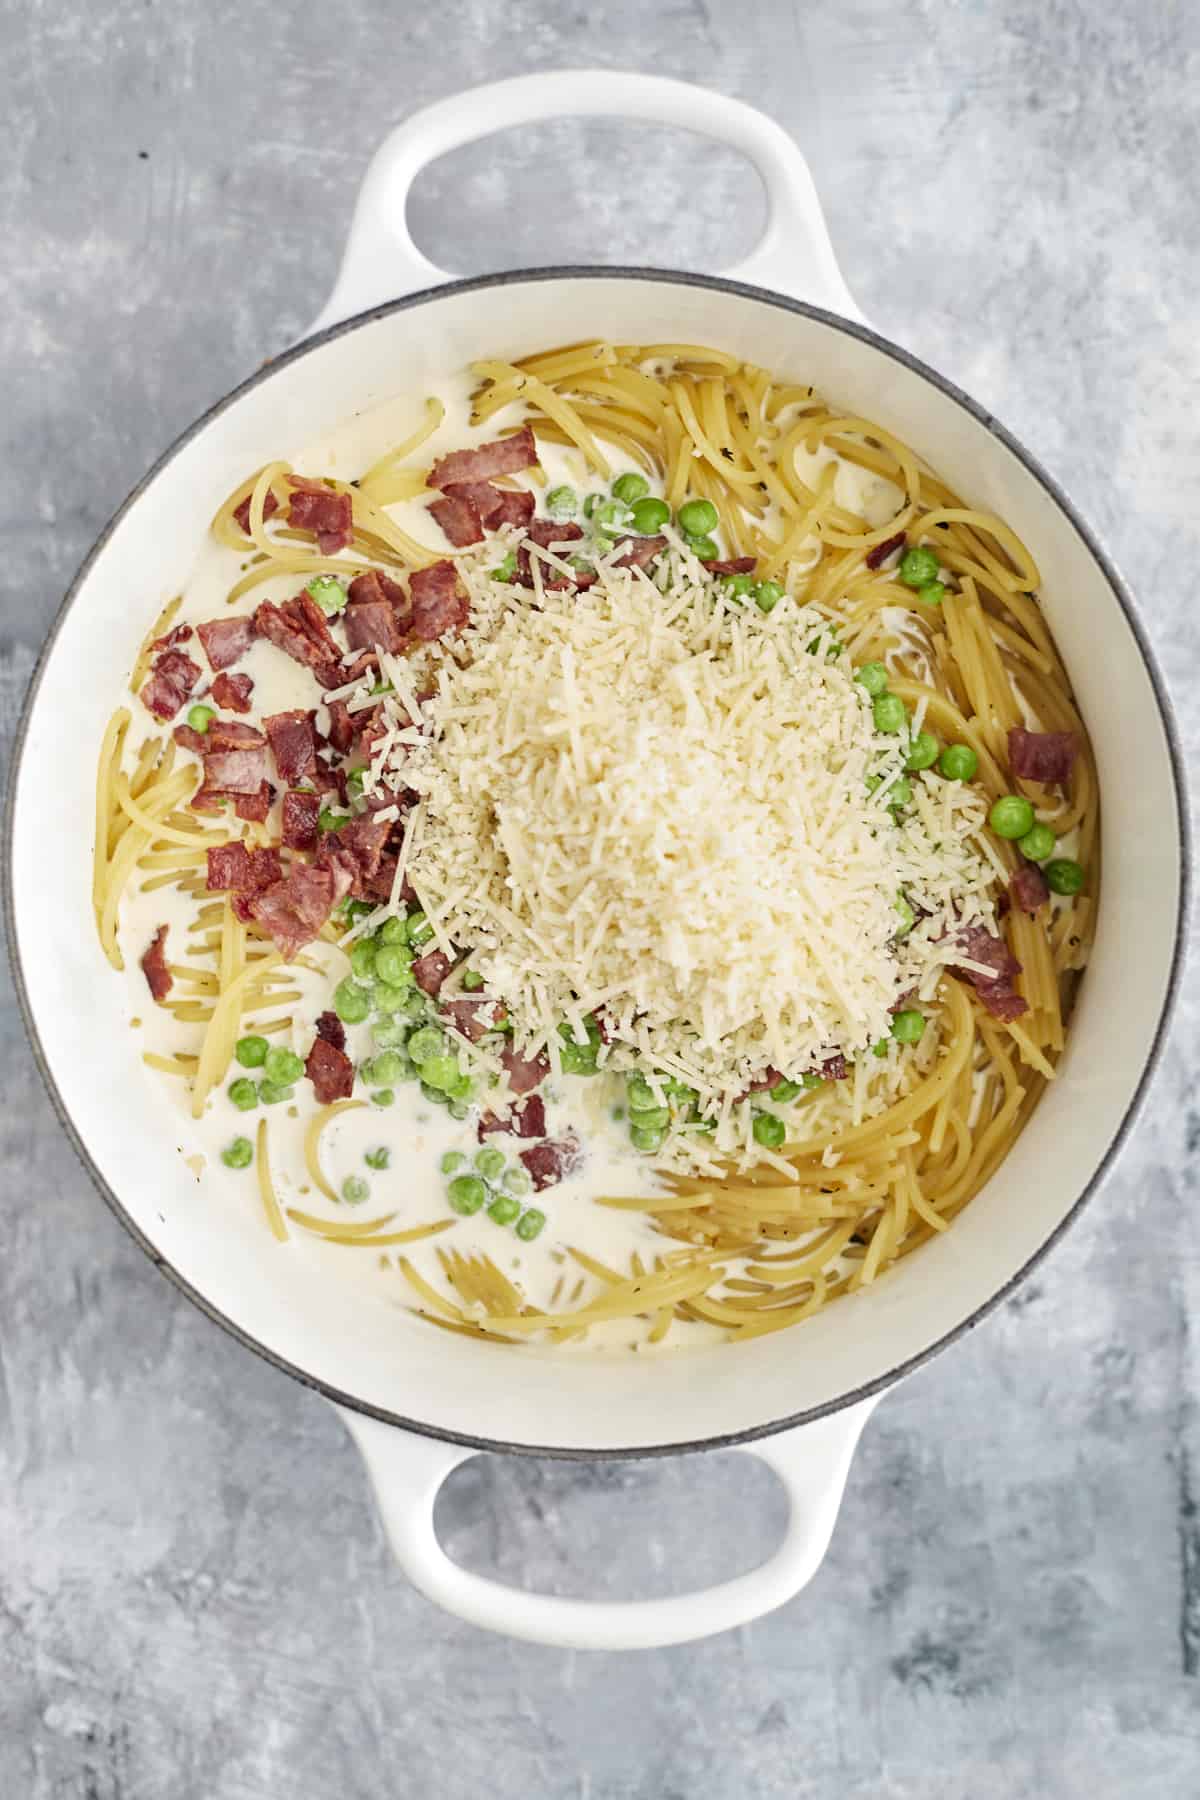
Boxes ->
[346,538,998,1154]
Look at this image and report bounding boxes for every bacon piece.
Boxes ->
[702,556,758,576]
[140,925,172,1001]
[254,593,343,686]
[247,861,351,959]
[409,560,468,641]
[196,616,255,672]
[430,480,536,546]
[412,948,454,996]
[952,925,1028,1022]
[428,423,538,491]
[478,1094,547,1141]
[140,648,201,721]
[361,853,414,906]
[515,519,594,590]
[173,723,208,756]
[206,719,266,750]
[263,709,318,784]
[345,597,406,654]
[205,843,282,893]
[519,1133,580,1193]
[441,997,506,1044]
[281,789,320,852]
[233,489,279,535]
[821,1054,849,1082]
[318,814,392,896]
[501,1043,550,1096]
[347,569,409,612]
[315,1010,346,1052]
[865,530,907,571]
[198,746,267,796]
[1010,861,1050,915]
[287,478,353,555]
[211,671,253,712]
[305,1034,354,1103]
[152,623,193,651]
[486,487,536,530]
[738,1066,783,1101]
[613,535,668,571]
[234,783,273,824]
[324,698,355,754]
[429,490,484,547]
[1007,727,1077,786]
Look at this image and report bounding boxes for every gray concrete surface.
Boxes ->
[3,2,1199,1795]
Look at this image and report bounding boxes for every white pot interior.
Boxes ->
[10,273,1183,1452]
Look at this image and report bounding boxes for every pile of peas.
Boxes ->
[440,1148,544,1239]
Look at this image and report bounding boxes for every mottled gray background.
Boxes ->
[3,1,1198,1795]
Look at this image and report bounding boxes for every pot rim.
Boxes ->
[5,265,1190,1460]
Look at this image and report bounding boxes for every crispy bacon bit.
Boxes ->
[247,861,352,959]
[305,1034,354,1103]
[613,535,668,571]
[486,487,537,530]
[952,925,1028,1022]
[233,782,273,824]
[409,561,468,641]
[140,925,172,1001]
[315,1010,346,1052]
[441,997,505,1043]
[430,480,536,546]
[319,814,392,896]
[254,593,343,686]
[515,519,594,590]
[281,788,320,852]
[324,698,355,754]
[1010,861,1050,915]
[1008,727,1077,786]
[233,489,279,535]
[428,423,538,491]
[152,623,193,651]
[211,671,253,712]
[501,1043,550,1096]
[347,568,408,612]
[263,709,318,784]
[865,530,907,571]
[519,1133,580,1193]
[702,556,758,576]
[140,648,201,721]
[345,597,406,654]
[205,843,282,894]
[478,1094,547,1141]
[361,852,414,906]
[196,616,255,672]
[197,745,267,796]
[173,723,209,756]
[287,478,354,555]
[412,948,453,996]
[821,1054,849,1082]
[429,489,485,547]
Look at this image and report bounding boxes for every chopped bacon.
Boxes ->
[952,925,1028,1022]
[441,997,505,1043]
[281,788,320,852]
[345,597,406,654]
[347,569,409,612]
[254,593,343,686]
[821,1054,849,1082]
[738,1066,783,1102]
[1008,727,1077,786]
[205,843,282,894]
[519,1133,580,1193]
[247,861,351,959]
[140,648,201,721]
[429,490,485,547]
[428,423,538,491]
[318,813,392,896]
[486,487,537,530]
[232,489,279,535]
[152,623,193,651]
[196,616,255,671]
[315,1010,346,1052]
[211,671,253,712]
[197,746,267,796]
[865,530,907,571]
[613,535,668,571]
[173,723,209,756]
[287,478,354,555]
[361,852,414,906]
[410,561,469,641]
[702,556,758,576]
[412,948,454,996]
[205,719,267,750]
[516,519,594,590]
[501,1043,550,1096]
[233,782,273,824]
[478,1094,546,1141]
[430,480,536,546]
[1010,861,1050,915]
[140,925,172,1001]
[263,709,318,784]
[324,698,355,754]
[305,1034,354,1103]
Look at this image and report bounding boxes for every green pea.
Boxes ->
[770,1078,803,1102]
[593,498,633,531]
[419,1053,461,1092]
[319,807,348,833]
[891,1009,926,1045]
[259,1080,294,1106]
[685,534,720,561]
[559,1039,599,1076]
[899,546,940,588]
[235,1035,268,1068]
[342,1175,370,1205]
[371,1017,408,1048]
[406,909,434,947]
[334,978,371,1024]
[341,898,375,922]
[371,1089,395,1107]
[855,661,889,698]
[629,495,670,534]
[888,776,913,809]
[263,1046,303,1086]
[228,1077,259,1112]
[630,1122,667,1153]
[362,1050,407,1086]
[372,982,415,1016]
[677,498,719,537]
[448,1174,487,1215]
[721,573,754,600]
[503,1166,532,1197]
[612,472,649,505]
[630,1105,670,1133]
[872,1038,890,1058]
[626,1074,662,1114]
[916,581,946,607]
[378,916,408,945]
[487,1193,521,1226]
[895,893,916,938]
[801,1071,824,1090]
[186,703,214,734]
[754,580,783,613]
[447,1099,470,1121]
[475,1147,506,1181]
[350,939,377,981]
[407,1025,446,1066]
[515,1208,546,1242]
[221,1136,253,1169]
[364,1146,390,1170]
[346,768,366,799]
[446,1071,475,1102]
[546,485,578,519]
[939,743,979,782]
[1019,822,1056,862]
[873,693,908,735]
[582,492,602,519]
[306,575,348,615]
[989,794,1036,840]
[490,551,517,583]
[905,731,939,772]
[752,1112,786,1149]
[374,944,412,987]
[420,1080,448,1107]
[1045,858,1084,896]
[461,969,484,992]
[441,1151,466,1174]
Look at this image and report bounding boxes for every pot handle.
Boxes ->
[336,1394,879,1651]
[309,71,862,334]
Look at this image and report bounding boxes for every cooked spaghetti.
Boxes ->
[95,339,1097,1347]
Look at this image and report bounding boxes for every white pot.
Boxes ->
[6,72,1187,1652]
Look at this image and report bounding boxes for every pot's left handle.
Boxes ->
[336,1396,879,1651]
[309,71,862,335]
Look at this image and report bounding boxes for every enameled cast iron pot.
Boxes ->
[6,72,1188,1651]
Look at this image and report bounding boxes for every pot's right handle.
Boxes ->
[337,1394,880,1651]
[310,71,863,334]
